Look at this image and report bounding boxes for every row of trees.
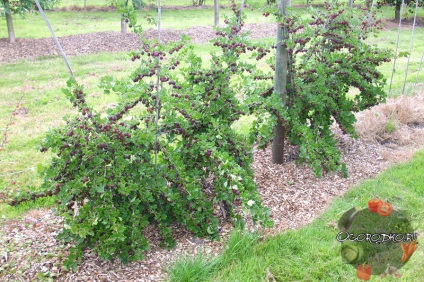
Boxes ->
[1,0,423,43]
[0,0,59,43]
[0,0,147,43]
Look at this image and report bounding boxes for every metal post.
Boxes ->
[34,0,74,77]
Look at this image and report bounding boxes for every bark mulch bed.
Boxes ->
[0,23,278,65]
[2,16,423,65]
[2,117,424,281]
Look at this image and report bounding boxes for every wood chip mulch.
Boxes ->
[2,16,421,65]
[0,23,279,65]
[2,120,424,281]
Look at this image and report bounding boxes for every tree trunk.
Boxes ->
[121,17,127,34]
[4,0,16,44]
[214,0,219,27]
[272,0,288,164]
[395,3,401,21]
[84,0,87,9]
[121,0,129,34]
[348,0,353,8]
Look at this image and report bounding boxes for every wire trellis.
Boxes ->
[414,51,424,90]
[387,0,423,96]
[34,0,73,77]
[388,0,405,95]
[402,0,420,95]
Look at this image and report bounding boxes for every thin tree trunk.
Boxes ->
[348,0,353,7]
[272,0,288,164]
[4,0,15,44]
[214,0,219,27]
[84,0,87,9]
[121,17,127,33]
[395,3,401,21]
[121,0,129,34]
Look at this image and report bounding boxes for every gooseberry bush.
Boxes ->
[247,3,392,176]
[10,2,393,269]
[11,6,273,269]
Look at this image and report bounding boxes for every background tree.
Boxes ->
[192,0,205,5]
[0,0,59,43]
[272,0,288,163]
[214,0,219,26]
[248,3,392,177]
[376,0,423,21]
[116,0,151,34]
[1,0,32,43]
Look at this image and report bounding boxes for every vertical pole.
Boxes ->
[154,0,161,170]
[237,0,245,27]
[272,0,288,164]
[157,0,161,43]
[214,0,219,27]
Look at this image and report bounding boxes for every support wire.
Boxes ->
[34,0,74,77]
[414,51,424,90]
[388,0,405,95]
[402,0,419,95]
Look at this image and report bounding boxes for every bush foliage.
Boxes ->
[10,2,392,269]
[28,9,272,269]
[248,3,392,176]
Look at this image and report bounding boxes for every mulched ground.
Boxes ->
[1,16,423,65]
[1,100,424,281]
[0,23,278,65]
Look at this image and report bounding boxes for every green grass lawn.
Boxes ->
[0,8,273,39]
[167,149,424,281]
[1,2,423,39]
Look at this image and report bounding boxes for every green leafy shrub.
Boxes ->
[11,9,272,269]
[248,3,392,176]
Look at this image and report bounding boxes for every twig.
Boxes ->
[260,86,275,98]
[0,92,26,151]
[0,167,35,177]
